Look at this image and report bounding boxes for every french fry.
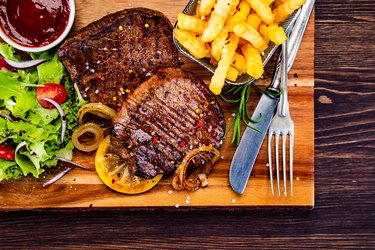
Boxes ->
[259,23,286,45]
[209,33,239,94]
[246,13,262,30]
[210,30,229,61]
[177,13,206,34]
[225,0,251,32]
[231,52,246,73]
[273,0,307,23]
[174,28,209,59]
[233,22,268,52]
[238,37,249,47]
[247,0,275,24]
[241,43,264,79]
[199,0,217,17]
[262,0,275,6]
[201,0,238,42]
[227,66,239,81]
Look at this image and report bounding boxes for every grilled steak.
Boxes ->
[111,68,226,179]
[58,8,179,109]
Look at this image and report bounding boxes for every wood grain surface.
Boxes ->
[0,0,314,209]
[0,0,374,248]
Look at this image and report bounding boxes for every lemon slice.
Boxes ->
[95,136,162,194]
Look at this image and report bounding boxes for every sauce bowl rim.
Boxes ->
[0,0,76,53]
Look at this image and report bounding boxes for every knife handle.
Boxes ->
[267,0,315,97]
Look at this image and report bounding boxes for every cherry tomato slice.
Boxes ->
[36,84,68,109]
[0,143,15,161]
[0,58,15,71]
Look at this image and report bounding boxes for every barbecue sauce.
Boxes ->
[0,0,70,47]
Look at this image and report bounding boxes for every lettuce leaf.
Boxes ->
[0,43,83,181]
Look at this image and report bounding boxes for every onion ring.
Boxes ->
[172,145,220,191]
[71,123,104,152]
[77,103,117,126]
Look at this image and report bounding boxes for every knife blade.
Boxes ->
[229,0,315,194]
[229,88,280,194]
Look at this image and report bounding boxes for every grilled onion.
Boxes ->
[172,145,220,191]
[72,103,117,152]
[71,123,104,152]
[77,103,117,126]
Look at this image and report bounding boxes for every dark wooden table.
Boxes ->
[1,1,374,248]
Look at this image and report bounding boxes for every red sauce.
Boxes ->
[0,0,70,47]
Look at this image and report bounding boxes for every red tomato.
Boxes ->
[0,58,15,71]
[0,143,14,161]
[36,84,68,109]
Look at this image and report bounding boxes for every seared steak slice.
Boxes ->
[111,68,225,179]
[58,8,179,109]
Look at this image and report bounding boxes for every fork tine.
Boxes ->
[268,132,274,195]
[290,132,294,196]
[282,133,287,196]
[275,132,281,196]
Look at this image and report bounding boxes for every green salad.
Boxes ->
[0,43,85,182]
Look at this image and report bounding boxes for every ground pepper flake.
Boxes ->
[157,68,164,73]
[113,97,117,101]
[102,93,109,99]
[120,87,124,92]
[118,25,123,30]
[179,141,185,147]
[125,89,131,93]
[145,23,149,28]
[152,137,159,143]
[195,108,200,114]
[196,120,203,128]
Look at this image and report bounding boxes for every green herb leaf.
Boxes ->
[220,82,261,144]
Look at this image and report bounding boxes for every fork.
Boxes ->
[267,41,295,196]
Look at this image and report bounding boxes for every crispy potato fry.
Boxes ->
[245,13,262,30]
[247,0,275,24]
[238,37,249,47]
[177,13,206,34]
[259,23,286,45]
[273,0,307,23]
[225,0,251,32]
[261,0,275,6]
[210,30,229,61]
[227,66,239,81]
[210,33,239,94]
[199,0,217,16]
[174,28,209,59]
[241,43,264,79]
[231,52,246,73]
[176,0,302,93]
[233,22,268,52]
[201,0,238,42]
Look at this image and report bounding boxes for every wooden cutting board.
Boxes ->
[0,0,314,210]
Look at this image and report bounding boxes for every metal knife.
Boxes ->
[229,0,315,194]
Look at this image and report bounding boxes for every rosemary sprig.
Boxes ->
[220,83,262,145]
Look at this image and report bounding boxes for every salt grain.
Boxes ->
[296,177,300,181]
[232,198,236,204]
[221,155,224,160]
[175,203,180,208]
[128,3,132,7]
[185,199,191,204]
[168,190,173,195]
